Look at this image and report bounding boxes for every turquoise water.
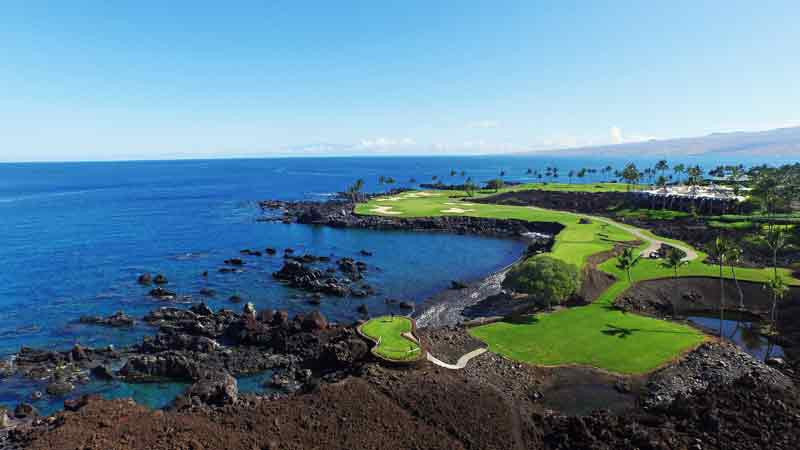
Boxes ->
[0,374,190,417]
[236,371,280,395]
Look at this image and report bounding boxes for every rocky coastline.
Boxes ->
[2,193,800,449]
[259,197,565,238]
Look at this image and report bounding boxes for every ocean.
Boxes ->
[0,154,771,413]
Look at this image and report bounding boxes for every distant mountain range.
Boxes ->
[530,126,800,157]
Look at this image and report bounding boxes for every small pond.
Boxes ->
[688,314,784,361]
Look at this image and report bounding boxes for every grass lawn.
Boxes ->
[613,208,691,221]
[469,304,705,374]
[357,189,796,374]
[356,190,635,268]
[360,316,422,361]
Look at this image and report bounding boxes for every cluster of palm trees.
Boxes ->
[347,178,365,202]
[708,233,788,352]
[369,161,799,216]
[377,175,396,187]
[371,159,744,192]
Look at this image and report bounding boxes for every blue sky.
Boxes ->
[1,0,799,161]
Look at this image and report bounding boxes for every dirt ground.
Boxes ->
[10,357,800,450]
[13,365,542,450]
[577,243,630,303]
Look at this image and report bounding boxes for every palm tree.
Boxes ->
[763,227,787,278]
[673,164,686,184]
[568,170,575,184]
[708,236,732,340]
[603,165,613,182]
[655,160,669,178]
[725,246,745,310]
[765,273,788,327]
[727,165,745,212]
[616,247,640,284]
[450,169,457,177]
[687,165,704,187]
[464,178,478,197]
[621,163,640,192]
[347,179,365,202]
[661,247,688,279]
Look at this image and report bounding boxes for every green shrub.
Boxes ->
[708,220,756,230]
[486,178,505,191]
[503,255,580,309]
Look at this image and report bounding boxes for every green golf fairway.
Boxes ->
[357,188,794,374]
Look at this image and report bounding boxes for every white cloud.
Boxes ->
[469,120,499,129]
[609,126,656,145]
[610,126,624,144]
[355,137,417,151]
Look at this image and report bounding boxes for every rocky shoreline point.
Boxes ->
[259,197,565,238]
[272,255,375,299]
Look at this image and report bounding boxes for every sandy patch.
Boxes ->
[440,208,475,214]
[401,192,441,199]
[370,206,403,215]
[376,197,403,202]
[444,202,477,206]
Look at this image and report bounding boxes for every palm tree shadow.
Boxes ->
[601,323,701,338]
[602,324,637,338]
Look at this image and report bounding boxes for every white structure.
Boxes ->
[639,184,749,202]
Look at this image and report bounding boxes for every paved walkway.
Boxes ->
[426,348,487,370]
[589,215,698,261]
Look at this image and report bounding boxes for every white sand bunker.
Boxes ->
[441,208,475,214]
[376,197,403,202]
[402,192,441,199]
[370,205,403,215]
[444,202,477,206]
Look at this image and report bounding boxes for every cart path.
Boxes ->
[526,206,699,262]
[589,215,698,261]
[426,348,488,370]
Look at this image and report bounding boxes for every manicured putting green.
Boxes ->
[360,316,422,361]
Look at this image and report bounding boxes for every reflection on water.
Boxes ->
[688,315,784,361]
